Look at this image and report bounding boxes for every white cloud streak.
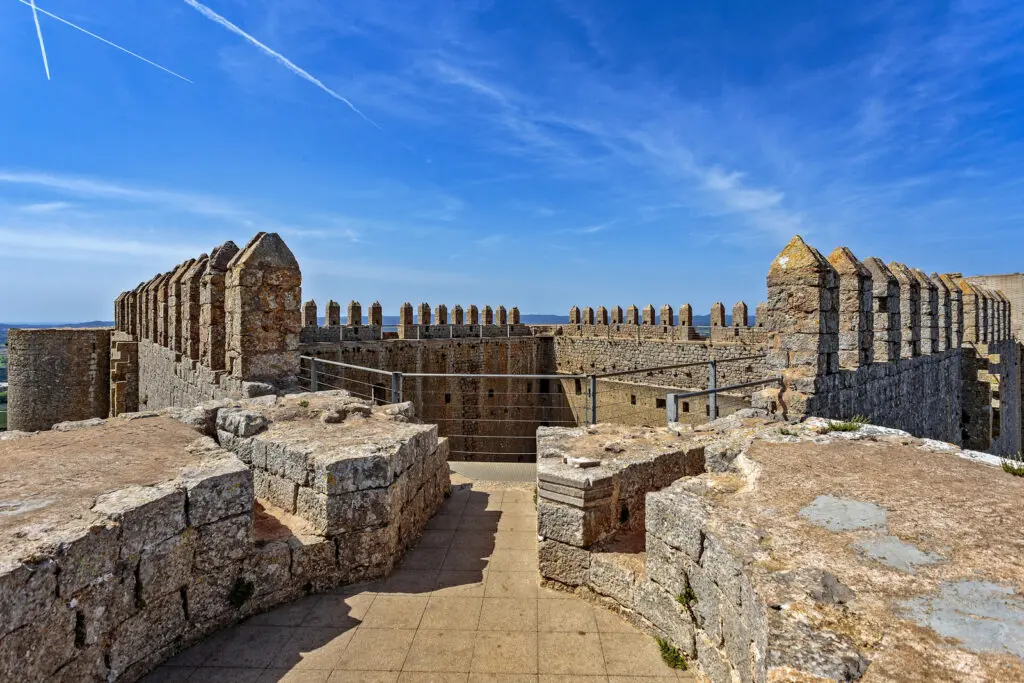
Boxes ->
[18,0,192,83]
[29,0,50,80]
[183,0,381,130]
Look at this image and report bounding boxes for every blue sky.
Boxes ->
[2,0,1023,322]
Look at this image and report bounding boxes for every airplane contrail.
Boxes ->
[18,0,192,83]
[183,0,382,131]
[29,0,50,80]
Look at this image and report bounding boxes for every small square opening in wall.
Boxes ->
[630,395,637,405]
[444,393,451,404]
[527,382,533,393]
[488,389,495,398]
[705,404,710,416]
[682,401,690,413]
[655,398,666,409]
[575,379,582,395]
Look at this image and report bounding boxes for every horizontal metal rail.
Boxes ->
[301,357,394,377]
[403,372,587,379]
[670,376,782,399]
[593,354,766,378]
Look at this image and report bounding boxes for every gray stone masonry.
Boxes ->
[0,390,447,682]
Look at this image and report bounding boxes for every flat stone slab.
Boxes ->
[853,535,943,573]
[0,416,207,559]
[900,580,1024,660]
[799,495,888,532]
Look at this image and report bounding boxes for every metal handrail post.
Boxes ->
[391,372,403,403]
[587,375,597,425]
[310,358,319,392]
[666,393,679,425]
[708,360,718,419]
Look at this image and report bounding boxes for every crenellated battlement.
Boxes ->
[109,233,301,415]
[557,300,769,344]
[762,235,1017,453]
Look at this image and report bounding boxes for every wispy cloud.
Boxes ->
[0,227,204,262]
[183,0,381,130]
[18,0,192,82]
[0,169,249,222]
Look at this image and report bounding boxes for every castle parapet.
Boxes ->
[710,302,726,327]
[303,299,318,328]
[224,232,302,383]
[889,262,922,358]
[200,241,239,372]
[326,300,341,327]
[181,256,207,361]
[828,247,873,369]
[660,305,674,327]
[369,300,383,326]
[914,269,939,355]
[348,300,362,326]
[732,301,748,328]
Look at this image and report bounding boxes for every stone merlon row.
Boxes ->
[300,300,523,327]
[568,302,765,328]
[112,232,302,385]
[766,236,1012,374]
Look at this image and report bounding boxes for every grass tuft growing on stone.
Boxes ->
[656,637,688,670]
[826,415,868,433]
[298,400,309,408]
[779,427,798,436]
[675,586,697,608]
[1002,452,1024,477]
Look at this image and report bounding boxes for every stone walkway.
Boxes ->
[145,482,694,682]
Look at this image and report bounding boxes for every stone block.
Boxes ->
[185,562,241,626]
[243,539,292,599]
[289,534,338,584]
[589,553,637,607]
[138,529,198,603]
[0,559,58,638]
[92,483,186,562]
[685,556,723,647]
[265,440,313,485]
[695,630,731,683]
[75,572,138,647]
[312,449,390,495]
[55,523,121,597]
[195,513,252,570]
[216,407,269,437]
[537,499,614,548]
[538,539,590,586]
[107,591,186,677]
[633,578,696,658]
[645,485,708,561]
[265,472,299,513]
[336,525,399,575]
[297,486,398,535]
[180,455,253,526]
[0,601,76,680]
[645,536,688,598]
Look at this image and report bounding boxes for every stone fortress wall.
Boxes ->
[6,327,112,432]
[0,391,447,682]
[6,230,1022,457]
[761,236,1021,455]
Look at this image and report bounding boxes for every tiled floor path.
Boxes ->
[145,482,695,682]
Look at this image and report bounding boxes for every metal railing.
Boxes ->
[299,356,588,461]
[0,406,6,431]
[666,377,782,424]
[297,354,777,458]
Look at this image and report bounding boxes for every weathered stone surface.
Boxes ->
[634,577,696,657]
[93,483,186,562]
[0,559,57,637]
[538,539,590,586]
[138,529,198,602]
[179,455,253,527]
[194,513,252,570]
[0,601,76,680]
[54,523,121,596]
[107,590,186,677]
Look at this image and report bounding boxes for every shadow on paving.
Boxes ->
[145,482,536,682]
